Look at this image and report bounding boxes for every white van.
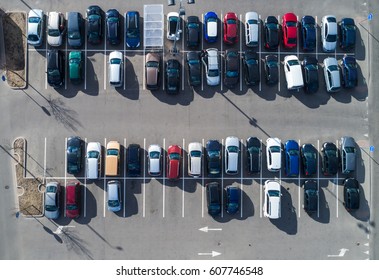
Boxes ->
[86,142,101,179]
[188,142,202,177]
[109,51,124,87]
[284,55,304,90]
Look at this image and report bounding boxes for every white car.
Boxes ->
[47,12,65,46]
[27,9,44,46]
[167,12,180,40]
[225,136,240,175]
[108,51,124,87]
[86,142,101,179]
[321,15,337,52]
[201,48,220,86]
[284,55,304,90]
[266,138,281,172]
[148,144,162,176]
[263,180,281,219]
[323,57,341,92]
[188,142,202,177]
[245,12,259,47]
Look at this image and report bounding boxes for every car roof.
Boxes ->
[285,140,299,150]
[87,142,101,152]
[226,136,239,147]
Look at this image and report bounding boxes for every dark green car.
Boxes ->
[69,51,83,84]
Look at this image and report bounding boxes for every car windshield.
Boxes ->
[270,146,280,153]
[69,58,79,65]
[209,69,219,77]
[208,150,220,158]
[226,71,238,77]
[329,65,338,71]
[246,59,257,65]
[146,61,158,68]
[227,19,236,24]
[267,23,278,29]
[267,60,278,67]
[327,17,336,23]
[345,147,356,153]
[347,62,357,68]
[248,19,258,25]
[288,60,299,66]
[48,69,61,78]
[286,21,296,27]
[46,185,57,193]
[29,17,40,23]
[208,17,217,22]
[191,151,201,157]
[28,34,39,41]
[149,151,160,159]
[227,146,238,153]
[68,146,78,153]
[169,153,180,160]
[248,146,260,153]
[110,58,121,64]
[304,152,316,159]
[108,200,120,207]
[45,204,57,211]
[288,149,299,156]
[66,204,78,210]
[326,149,337,157]
[88,151,99,158]
[188,23,199,29]
[48,29,60,37]
[326,34,337,42]
[128,163,139,170]
[188,60,199,65]
[69,31,80,39]
[268,190,280,197]
[107,149,119,156]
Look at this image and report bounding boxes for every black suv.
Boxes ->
[206,182,221,216]
[343,178,360,211]
[47,49,64,88]
[302,56,319,93]
[86,5,102,44]
[303,180,318,213]
[127,144,141,176]
[300,144,317,176]
[339,18,356,51]
[246,137,261,173]
[186,16,200,48]
[66,136,83,174]
[165,59,180,94]
[321,142,338,176]
[206,140,221,176]
[243,50,260,86]
[106,9,120,45]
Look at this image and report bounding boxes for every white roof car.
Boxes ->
[148,144,162,176]
[188,142,202,177]
[44,182,60,219]
[27,9,44,46]
[263,180,281,219]
[321,15,337,52]
[225,136,240,175]
[86,142,101,179]
[245,12,259,47]
[107,180,121,212]
[47,12,65,46]
[323,57,341,92]
[266,138,281,172]
[284,55,304,90]
[167,12,180,41]
[202,48,220,86]
[108,51,124,87]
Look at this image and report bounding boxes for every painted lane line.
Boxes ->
[43,137,47,182]
[298,139,301,218]
[315,15,319,61]
[220,12,223,92]
[104,21,107,91]
[182,138,185,218]
[162,138,166,218]
[260,138,263,218]
[240,138,243,218]
[182,14,185,91]
[84,19,88,90]
[297,15,299,58]
[277,15,281,92]
[239,14,243,92]
[317,139,320,218]
[201,13,204,91]
[336,139,339,218]
[259,14,262,92]
[64,137,67,218]
[123,138,126,218]
[84,137,87,218]
[143,138,146,218]
[142,48,146,90]
[103,138,107,218]
[45,19,48,90]
[221,138,224,218]
[65,15,68,90]
[201,138,205,218]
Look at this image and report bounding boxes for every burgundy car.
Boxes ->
[223,12,238,44]
[66,182,81,219]
[282,13,297,48]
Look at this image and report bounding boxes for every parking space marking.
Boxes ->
[84,19,88,90]
[182,15,185,91]
[201,138,205,218]
[221,138,224,218]
[240,138,243,218]
[277,15,281,92]
[103,47,107,91]
[123,138,126,218]
[259,14,262,92]
[142,49,146,90]
[298,139,301,218]
[315,16,319,61]
[64,137,67,218]
[297,15,300,58]
[162,138,166,218]
[220,12,224,92]
[182,138,185,218]
[201,13,204,92]
[317,139,320,218]
[45,21,48,90]
[239,14,243,92]
[163,42,165,91]
[43,137,47,181]
[84,137,87,218]
[336,139,339,218]
[103,138,107,218]
[260,138,263,218]
[143,138,146,218]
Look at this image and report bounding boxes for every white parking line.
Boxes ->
[240,138,243,218]
[84,19,88,90]
[336,139,339,218]
[201,13,204,92]
[123,138,126,218]
[162,138,166,218]
[315,16,319,61]
[103,50,107,91]
[277,15,281,92]
[45,17,48,90]
[298,139,301,218]
[239,14,243,92]
[84,137,87,218]
[297,15,300,58]
[182,15,185,91]
[317,139,320,218]
[182,138,185,218]
[220,12,224,92]
[201,138,205,218]
[260,138,263,218]
[259,14,262,92]
[103,138,107,218]
[143,138,146,218]
[43,137,47,182]
[221,138,224,218]
[142,49,146,90]
[163,43,165,91]
[64,137,67,217]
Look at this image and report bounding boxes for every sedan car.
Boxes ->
[86,142,101,179]
[127,144,141,177]
[47,49,64,88]
[125,11,140,48]
[246,137,261,173]
[148,144,162,176]
[86,5,102,44]
[225,185,239,214]
[285,140,299,177]
[302,57,319,93]
[66,136,83,174]
[323,57,341,92]
[243,50,260,86]
[167,12,180,41]
[66,181,81,219]
[47,12,66,47]
[206,182,221,216]
[282,13,297,48]
[264,16,279,49]
[225,136,240,175]
[263,180,281,219]
[27,9,44,46]
[186,51,201,86]
[339,18,356,51]
[301,15,316,51]
[106,9,120,45]
[145,52,160,90]
[206,140,221,176]
[224,49,239,88]
[300,144,317,176]
[167,145,181,180]
[69,51,83,84]
[223,12,238,44]
[321,15,337,52]
[284,55,304,90]
[107,180,121,212]
[245,12,259,47]
[343,178,360,211]
[44,182,61,219]
[266,138,281,172]
[303,180,318,213]
[186,16,200,48]
[188,142,202,177]
[165,59,180,94]
[201,48,220,86]
[265,55,279,85]
[204,11,218,43]
[340,136,356,174]
[340,55,358,88]
[321,142,338,176]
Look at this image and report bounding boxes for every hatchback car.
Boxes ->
[127,144,141,177]
[223,12,238,44]
[243,50,260,86]
[303,180,318,213]
[201,48,220,86]
[284,55,304,90]
[27,9,44,46]
[186,51,201,87]
[225,136,240,175]
[148,144,162,176]
[224,50,239,88]
[86,142,101,179]
[167,145,181,180]
[302,56,319,93]
[263,180,281,219]
[44,182,61,219]
[285,140,299,177]
[145,52,160,90]
[107,180,121,212]
[167,12,180,41]
[47,12,65,47]
[323,57,341,92]
[204,11,218,43]
[265,55,279,85]
[47,49,64,88]
[206,182,221,216]
[321,15,337,52]
[125,11,140,48]
[246,137,261,173]
[186,16,200,48]
[282,13,297,48]
[245,12,259,47]
[188,142,202,177]
[343,178,360,211]
[301,144,317,176]
[266,138,281,172]
[225,186,239,214]
[165,59,180,94]
[301,15,316,51]
[206,140,221,176]
[68,51,83,84]
[86,5,102,44]
[340,55,358,88]
[108,51,123,87]
[321,142,338,176]
[65,182,81,219]
[66,136,83,174]
[106,9,120,45]
[340,136,356,174]
[339,18,356,50]
[264,16,279,49]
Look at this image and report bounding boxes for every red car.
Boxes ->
[66,182,81,218]
[223,12,238,44]
[167,145,181,180]
[282,13,297,48]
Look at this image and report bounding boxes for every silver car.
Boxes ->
[44,182,61,219]
[201,48,220,86]
[340,136,356,174]
[27,9,44,46]
[323,57,341,93]
[107,180,122,212]
[321,15,337,52]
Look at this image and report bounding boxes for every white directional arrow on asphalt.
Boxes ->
[198,251,221,257]
[327,248,349,257]
[199,226,222,233]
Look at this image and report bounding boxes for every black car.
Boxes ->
[186,16,200,48]
[343,178,360,211]
[303,180,318,213]
[127,144,141,176]
[264,55,279,85]
[225,186,239,214]
[224,49,239,88]
[206,140,221,176]
[339,18,356,51]
[264,16,279,50]
[206,182,221,216]
[66,136,83,174]
[165,59,180,94]
[301,15,316,51]
[302,56,319,93]
[243,50,260,86]
[340,55,358,88]
[87,5,102,44]
[321,142,338,176]
[106,9,120,45]
[186,51,201,86]
[47,49,64,88]
[246,137,261,173]
[300,144,317,176]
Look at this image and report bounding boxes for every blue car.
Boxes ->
[225,186,239,214]
[204,11,218,43]
[285,140,299,177]
[340,54,357,88]
[125,11,140,48]
[301,15,316,51]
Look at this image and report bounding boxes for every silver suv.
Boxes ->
[340,137,356,174]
